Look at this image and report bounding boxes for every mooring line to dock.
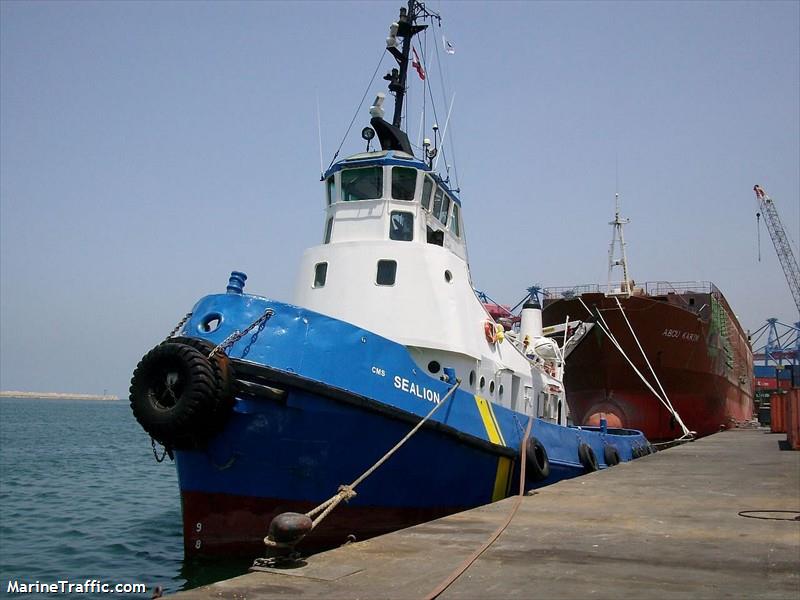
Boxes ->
[265,378,462,549]
[423,416,533,600]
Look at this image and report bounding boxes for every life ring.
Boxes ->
[604,445,620,466]
[484,320,497,345]
[130,342,230,450]
[525,436,550,482]
[578,442,599,473]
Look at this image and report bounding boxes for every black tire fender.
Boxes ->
[604,445,620,466]
[578,442,599,473]
[525,436,550,482]
[130,343,219,449]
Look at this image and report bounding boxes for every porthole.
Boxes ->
[479,376,486,389]
[444,270,453,283]
[489,381,495,395]
[469,371,475,387]
[499,384,504,398]
[427,360,441,374]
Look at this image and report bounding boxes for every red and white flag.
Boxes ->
[411,47,425,80]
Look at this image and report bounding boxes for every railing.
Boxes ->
[543,281,720,301]
[542,284,600,300]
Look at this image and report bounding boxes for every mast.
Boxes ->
[607,193,632,296]
[385,1,430,128]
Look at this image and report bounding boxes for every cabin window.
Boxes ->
[325,176,336,205]
[313,262,328,288]
[341,166,383,201]
[432,188,444,220]
[449,203,460,237]
[421,177,434,211]
[438,194,451,226]
[376,260,397,286]
[323,217,333,244]
[392,167,417,201]
[389,211,414,241]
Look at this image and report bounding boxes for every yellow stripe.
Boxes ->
[475,395,512,501]
[475,395,503,444]
[492,457,512,501]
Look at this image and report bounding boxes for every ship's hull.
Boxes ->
[168,292,650,557]
[543,288,754,441]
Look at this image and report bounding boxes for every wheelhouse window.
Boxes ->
[313,262,328,288]
[449,203,460,237]
[432,188,444,219]
[376,260,397,286]
[389,211,413,241]
[325,176,336,205]
[421,177,433,211]
[324,217,333,244]
[392,167,417,201]
[341,166,383,201]
[437,194,451,226]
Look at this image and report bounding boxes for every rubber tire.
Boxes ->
[578,442,599,473]
[525,436,551,482]
[604,445,621,466]
[130,343,218,449]
[168,336,234,420]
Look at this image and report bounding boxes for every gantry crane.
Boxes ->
[754,185,800,315]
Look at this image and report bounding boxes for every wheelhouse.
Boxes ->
[321,151,465,260]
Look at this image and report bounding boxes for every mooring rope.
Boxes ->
[613,297,692,438]
[579,298,692,441]
[423,416,533,600]
[265,378,461,547]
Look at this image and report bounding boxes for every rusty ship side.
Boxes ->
[542,282,754,441]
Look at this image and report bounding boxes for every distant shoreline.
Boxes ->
[0,391,119,401]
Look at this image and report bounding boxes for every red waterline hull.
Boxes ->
[180,490,465,557]
[543,286,754,441]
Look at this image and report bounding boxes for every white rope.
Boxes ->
[613,297,692,438]
[266,378,462,547]
[578,298,680,423]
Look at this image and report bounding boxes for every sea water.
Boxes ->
[0,398,251,597]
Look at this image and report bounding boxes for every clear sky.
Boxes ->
[1,0,798,396]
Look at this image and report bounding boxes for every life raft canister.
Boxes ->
[129,339,233,450]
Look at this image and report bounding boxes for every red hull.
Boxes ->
[181,490,465,557]
[543,285,754,441]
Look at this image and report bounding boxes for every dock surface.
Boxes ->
[172,430,800,599]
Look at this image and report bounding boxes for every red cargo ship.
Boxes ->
[541,196,753,441]
[542,282,754,441]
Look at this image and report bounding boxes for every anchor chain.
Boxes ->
[164,312,193,342]
[208,309,275,359]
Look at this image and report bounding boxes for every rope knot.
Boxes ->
[337,485,357,501]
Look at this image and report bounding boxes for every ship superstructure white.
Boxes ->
[294,149,567,424]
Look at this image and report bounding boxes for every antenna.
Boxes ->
[316,90,324,179]
[607,192,632,296]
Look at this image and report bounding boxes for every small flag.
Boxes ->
[443,36,455,55]
[411,47,426,80]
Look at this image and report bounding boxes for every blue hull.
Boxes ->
[171,292,650,557]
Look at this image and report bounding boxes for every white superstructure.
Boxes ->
[293,150,567,424]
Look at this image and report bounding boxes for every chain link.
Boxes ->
[164,312,193,342]
[208,309,275,359]
[151,437,168,463]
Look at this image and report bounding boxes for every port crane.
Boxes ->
[753,185,800,315]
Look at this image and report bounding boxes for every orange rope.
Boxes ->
[423,417,533,600]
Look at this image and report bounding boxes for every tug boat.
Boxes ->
[129,1,650,558]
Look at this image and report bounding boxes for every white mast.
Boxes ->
[607,193,632,296]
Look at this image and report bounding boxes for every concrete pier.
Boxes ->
[172,429,800,599]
